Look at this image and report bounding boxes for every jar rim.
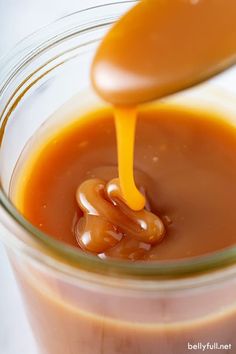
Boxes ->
[0,0,236,282]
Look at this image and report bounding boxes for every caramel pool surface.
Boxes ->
[16,106,236,260]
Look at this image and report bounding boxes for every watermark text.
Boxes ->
[187,342,232,351]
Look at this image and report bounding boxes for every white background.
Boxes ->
[0,2,118,353]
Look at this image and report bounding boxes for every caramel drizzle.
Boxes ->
[114,107,145,211]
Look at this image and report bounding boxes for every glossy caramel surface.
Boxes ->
[17,106,236,260]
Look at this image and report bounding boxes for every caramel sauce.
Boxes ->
[16,107,236,260]
[114,107,145,210]
[75,178,164,260]
[15,0,236,259]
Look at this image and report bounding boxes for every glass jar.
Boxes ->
[0,2,236,354]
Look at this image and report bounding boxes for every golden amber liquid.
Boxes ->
[15,106,236,260]
[114,107,145,210]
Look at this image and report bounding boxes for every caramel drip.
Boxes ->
[75,178,165,260]
[114,107,145,211]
